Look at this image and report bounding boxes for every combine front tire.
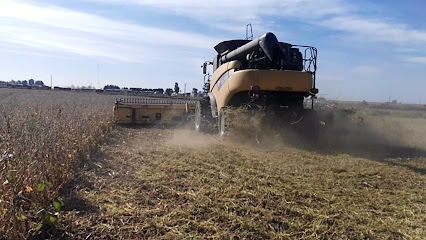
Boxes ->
[218,108,227,137]
[195,100,213,133]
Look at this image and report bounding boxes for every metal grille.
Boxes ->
[116,98,197,105]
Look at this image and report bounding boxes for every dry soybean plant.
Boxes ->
[0,89,115,239]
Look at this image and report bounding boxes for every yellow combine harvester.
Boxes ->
[197,32,319,138]
[114,98,196,125]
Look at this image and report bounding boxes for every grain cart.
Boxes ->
[114,98,196,125]
[196,32,319,138]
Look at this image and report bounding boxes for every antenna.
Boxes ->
[97,63,100,89]
[50,74,52,89]
[245,23,253,40]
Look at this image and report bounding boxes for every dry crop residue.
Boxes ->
[62,126,426,239]
[0,89,116,239]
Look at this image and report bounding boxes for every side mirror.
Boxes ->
[201,61,213,75]
[202,63,207,74]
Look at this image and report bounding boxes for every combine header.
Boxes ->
[114,98,196,125]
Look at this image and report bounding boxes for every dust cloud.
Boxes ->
[219,108,426,160]
[168,129,218,148]
[167,108,426,161]
[313,109,426,159]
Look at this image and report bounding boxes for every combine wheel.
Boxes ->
[218,107,227,136]
[295,109,320,141]
[195,99,214,133]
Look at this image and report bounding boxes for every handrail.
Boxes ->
[116,98,197,105]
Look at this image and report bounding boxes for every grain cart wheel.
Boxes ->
[195,100,213,133]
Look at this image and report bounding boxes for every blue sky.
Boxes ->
[1,0,426,103]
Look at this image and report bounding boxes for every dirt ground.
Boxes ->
[61,118,426,239]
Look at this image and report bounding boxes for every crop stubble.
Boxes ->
[1,89,425,239]
[64,124,425,239]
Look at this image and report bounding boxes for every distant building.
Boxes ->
[104,89,120,94]
[154,89,164,94]
[54,86,71,91]
[35,80,44,86]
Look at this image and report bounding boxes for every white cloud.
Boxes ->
[91,0,426,48]
[320,17,426,45]
[317,73,343,82]
[4,0,426,63]
[89,0,347,34]
[404,57,426,65]
[0,41,73,60]
[396,48,417,53]
[350,65,383,76]
[0,0,220,62]
[108,0,347,18]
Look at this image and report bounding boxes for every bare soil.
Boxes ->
[62,120,426,239]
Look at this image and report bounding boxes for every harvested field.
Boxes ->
[1,89,425,239]
[63,124,426,239]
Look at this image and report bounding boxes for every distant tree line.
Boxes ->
[103,84,120,90]
[2,79,202,97]
[101,82,201,96]
[1,79,45,86]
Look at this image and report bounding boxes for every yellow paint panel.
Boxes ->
[210,61,241,92]
[212,68,313,113]
[114,104,195,124]
[252,70,312,92]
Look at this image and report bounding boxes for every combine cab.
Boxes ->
[114,98,196,125]
[196,32,319,138]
